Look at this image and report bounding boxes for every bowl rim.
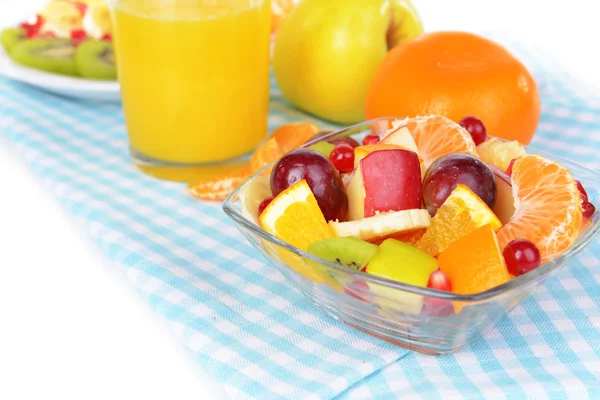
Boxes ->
[223,117,600,304]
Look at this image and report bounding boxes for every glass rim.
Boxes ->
[223,117,600,304]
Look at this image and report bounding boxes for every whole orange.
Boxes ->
[365,31,541,144]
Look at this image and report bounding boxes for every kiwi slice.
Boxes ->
[308,237,378,271]
[75,40,117,80]
[1,28,25,53]
[308,141,335,158]
[9,39,78,76]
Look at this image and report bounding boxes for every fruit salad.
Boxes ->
[239,115,595,315]
[1,0,115,79]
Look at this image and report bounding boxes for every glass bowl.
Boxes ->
[222,118,600,356]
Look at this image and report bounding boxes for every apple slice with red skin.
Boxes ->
[488,164,516,225]
[347,149,422,220]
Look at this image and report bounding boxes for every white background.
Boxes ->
[1,1,599,399]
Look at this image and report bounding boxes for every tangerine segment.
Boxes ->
[401,115,478,168]
[250,136,284,175]
[271,122,320,154]
[260,179,333,251]
[416,184,502,256]
[438,224,509,297]
[188,166,251,201]
[497,155,582,263]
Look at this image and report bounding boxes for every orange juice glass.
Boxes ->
[110,0,271,181]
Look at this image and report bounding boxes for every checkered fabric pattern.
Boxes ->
[1,35,599,399]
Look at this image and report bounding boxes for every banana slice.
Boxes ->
[82,3,112,39]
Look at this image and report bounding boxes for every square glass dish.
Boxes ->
[223,118,600,355]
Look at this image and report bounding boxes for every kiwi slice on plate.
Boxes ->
[308,237,378,271]
[9,38,78,76]
[75,40,117,80]
[1,28,25,53]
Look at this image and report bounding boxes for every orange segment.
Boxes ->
[188,166,252,201]
[438,224,509,297]
[416,184,502,256]
[250,136,284,175]
[401,115,478,168]
[259,179,333,251]
[497,155,582,263]
[271,122,320,153]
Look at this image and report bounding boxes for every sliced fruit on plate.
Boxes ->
[259,179,333,251]
[365,238,439,315]
[40,0,84,38]
[239,176,272,224]
[9,38,78,76]
[308,236,378,271]
[438,224,509,306]
[329,208,430,242]
[398,115,478,168]
[75,39,116,80]
[497,155,583,263]
[477,138,527,171]
[416,184,502,256]
[1,28,25,53]
[347,148,422,220]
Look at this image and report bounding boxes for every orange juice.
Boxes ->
[112,0,271,176]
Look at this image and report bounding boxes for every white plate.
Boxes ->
[0,47,120,102]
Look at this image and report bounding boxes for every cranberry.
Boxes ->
[258,196,274,216]
[459,116,487,146]
[362,134,380,146]
[329,142,355,173]
[503,239,542,276]
[20,14,44,38]
[583,202,595,219]
[427,270,452,292]
[71,29,88,46]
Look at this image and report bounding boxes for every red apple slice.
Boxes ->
[347,149,422,220]
[488,164,516,224]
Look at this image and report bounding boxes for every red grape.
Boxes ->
[583,202,596,219]
[362,134,380,146]
[329,142,355,173]
[503,239,541,276]
[422,153,497,216]
[459,116,487,146]
[576,180,589,204]
[271,148,348,221]
[258,196,274,216]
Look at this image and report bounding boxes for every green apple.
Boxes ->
[366,238,438,314]
[273,0,424,125]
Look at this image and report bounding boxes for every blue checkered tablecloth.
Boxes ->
[1,36,599,399]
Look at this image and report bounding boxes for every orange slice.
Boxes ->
[416,184,502,256]
[438,224,509,297]
[259,179,333,251]
[497,155,582,263]
[398,115,478,168]
[271,122,320,153]
[189,122,318,201]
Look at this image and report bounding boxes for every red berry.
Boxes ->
[72,2,88,15]
[71,29,88,46]
[583,202,595,219]
[20,14,45,38]
[427,270,452,292]
[576,180,589,204]
[329,142,355,173]
[362,134,379,146]
[459,116,487,146]
[258,196,274,216]
[506,158,517,176]
[503,239,541,276]
[101,33,112,41]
